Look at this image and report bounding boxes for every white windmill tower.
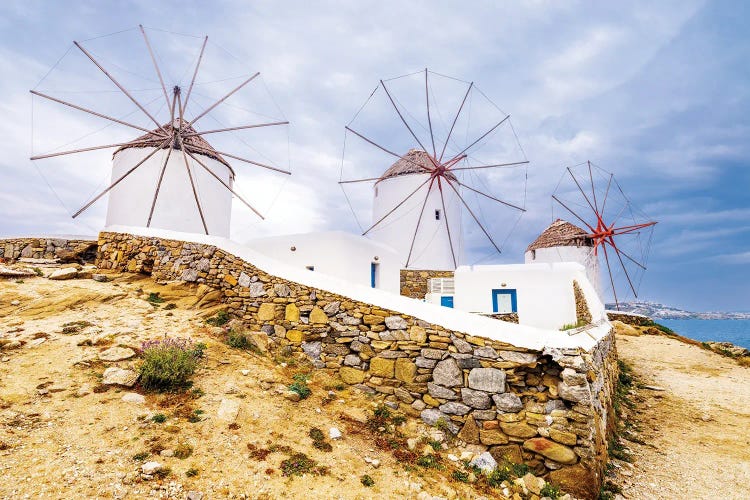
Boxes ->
[30,26,289,238]
[370,149,462,270]
[340,69,529,271]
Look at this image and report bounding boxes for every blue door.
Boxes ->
[440,296,454,308]
[492,289,517,313]
[370,263,378,288]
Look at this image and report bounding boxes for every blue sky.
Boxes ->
[0,1,747,311]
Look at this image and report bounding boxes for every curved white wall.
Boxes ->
[246,231,401,293]
[105,147,233,238]
[369,173,462,270]
[525,245,601,297]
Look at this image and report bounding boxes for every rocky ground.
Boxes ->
[608,323,750,499]
[1,267,571,500]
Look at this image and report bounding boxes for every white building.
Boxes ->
[524,219,600,295]
[368,149,461,270]
[105,120,234,238]
[246,231,401,293]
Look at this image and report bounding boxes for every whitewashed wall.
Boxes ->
[246,231,401,293]
[453,262,605,330]
[105,147,233,238]
[525,245,601,297]
[369,173,462,270]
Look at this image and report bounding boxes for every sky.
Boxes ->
[0,1,748,312]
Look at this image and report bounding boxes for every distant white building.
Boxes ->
[246,231,401,293]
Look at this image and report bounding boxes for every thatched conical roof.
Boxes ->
[114,119,232,171]
[377,149,456,184]
[527,219,592,251]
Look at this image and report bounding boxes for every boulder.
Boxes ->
[547,463,599,500]
[98,346,136,362]
[48,268,78,280]
[101,367,138,387]
[469,451,497,473]
[121,392,146,404]
[217,399,240,423]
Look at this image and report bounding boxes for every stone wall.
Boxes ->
[400,269,454,299]
[606,311,652,326]
[97,231,616,499]
[479,312,520,324]
[573,280,593,325]
[0,237,97,263]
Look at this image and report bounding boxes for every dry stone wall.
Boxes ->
[97,231,616,499]
[400,269,454,299]
[0,237,97,263]
[573,280,593,325]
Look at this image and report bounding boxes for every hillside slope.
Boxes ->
[0,271,568,500]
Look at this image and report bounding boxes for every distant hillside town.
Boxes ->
[606,301,750,320]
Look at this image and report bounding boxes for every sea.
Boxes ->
[659,319,750,350]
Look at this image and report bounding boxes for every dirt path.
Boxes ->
[615,333,750,499]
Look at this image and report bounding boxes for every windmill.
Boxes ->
[550,161,657,309]
[339,69,529,270]
[29,25,290,238]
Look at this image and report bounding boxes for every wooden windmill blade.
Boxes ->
[551,161,657,310]
[29,25,290,236]
[339,69,529,269]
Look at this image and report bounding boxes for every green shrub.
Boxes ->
[206,310,230,326]
[452,470,470,483]
[147,292,165,305]
[361,474,375,487]
[288,373,311,400]
[132,451,150,461]
[174,442,193,459]
[416,455,443,470]
[32,267,43,276]
[227,328,251,349]
[139,338,202,392]
[541,482,562,499]
[164,303,177,311]
[151,413,167,423]
[185,467,199,477]
[280,452,329,477]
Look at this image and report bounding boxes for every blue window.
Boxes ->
[492,289,517,313]
[440,296,454,308]
[370,262,379,288]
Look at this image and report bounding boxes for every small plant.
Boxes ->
[279,452,329,477]
[416,455,443,470]
[427,439,442,451]
[288,373,312,400]
[32,267,43,276]
[452,470,470,483]
[151,413,167,423]
[227,328,251,349]
[185,467,199,477]
[309,427,333,452]
[164,303,176,310]
[188,409,205,423]
[139,338,202,392]
[205,310,230,326]
[541,482,562,499]
[153,467,172,479]
[486,467,511,487]
[360,474,375,487]
[174,442,193,459]
[132,451,150,461]
[15,279,24,284]
[147,292,165,305]
[560,320,587,331]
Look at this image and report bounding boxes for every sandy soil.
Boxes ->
[0,273,484,500]
[615,332,750,499]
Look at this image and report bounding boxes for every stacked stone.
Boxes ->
[96,231,616,495]
[399,269,454,299]
[605,311,652,326]
[479,312,520,324]
[572,280,592,325]
[0,238,97,262]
